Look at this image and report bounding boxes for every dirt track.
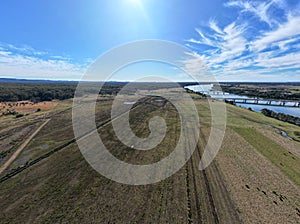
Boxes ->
[0,119,50,175]
[179,125,241,223]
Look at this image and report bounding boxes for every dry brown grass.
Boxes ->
[216,128,300,224]
[0,96,241,223]
[0,101,58,115]
[0,93,299,223]
[255,126,300,158]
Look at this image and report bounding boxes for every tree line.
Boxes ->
[221,84,300,100]
[0,82,77,102]
[0,81,187,102]
[261,109,300,126]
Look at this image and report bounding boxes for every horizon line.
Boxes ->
[1,77,300,84]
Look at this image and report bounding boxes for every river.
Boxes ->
[186,84,300,118]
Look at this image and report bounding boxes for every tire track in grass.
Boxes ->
[0,119,51,175]
[196,128,241,224]
[201,168,219,224]
[185,163,193,224]
[195,130,219,224]
[188,140,203,222]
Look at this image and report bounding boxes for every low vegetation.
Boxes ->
[233,126,300,187]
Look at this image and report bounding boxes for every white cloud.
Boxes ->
[250,14,300,51]
[186,38,203,45]
[209,19,224,35]
[186,0,300,81]
[275,37,300,51]
[218,22,247,58]
[194,28,216,47]
[2,43,48,56]
[255,51,300,68]
[181,51,209,76]
[188,22,247,65]
[225,0,285,27]
[0,51,12,56]
[0,44,85,80]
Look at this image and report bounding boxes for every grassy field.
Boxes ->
[0,89,299,223]
[233,127,300,187]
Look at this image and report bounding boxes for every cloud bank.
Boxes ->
[0,43,85,80]
[186,0,300,82]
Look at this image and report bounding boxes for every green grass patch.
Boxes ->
[225,103,300,141]
[233,126,300,187]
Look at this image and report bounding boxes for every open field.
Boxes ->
[0,88,299,223]
[0,119,50,175]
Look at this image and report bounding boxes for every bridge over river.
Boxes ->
[184,85,300,108]
[193,90,300,108]
[222,98,300,108]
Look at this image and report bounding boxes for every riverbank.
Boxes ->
[185,85,300,118]
[220,83,300,101]
[261,109,300,126]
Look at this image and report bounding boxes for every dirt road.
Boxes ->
[0,119,50,175]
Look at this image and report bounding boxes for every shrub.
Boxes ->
[15,113,24,118]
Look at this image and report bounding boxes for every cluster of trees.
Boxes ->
[0,80,189,103]
[184,88,207,98]
[0,82,77,102]
[261,109,300,126]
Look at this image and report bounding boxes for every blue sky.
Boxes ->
[0,0,300,81]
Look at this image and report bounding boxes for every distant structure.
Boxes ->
[224,98,300,108]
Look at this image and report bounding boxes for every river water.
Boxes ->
[186,85,300,118]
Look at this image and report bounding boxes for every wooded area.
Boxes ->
[262,108,300,126]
